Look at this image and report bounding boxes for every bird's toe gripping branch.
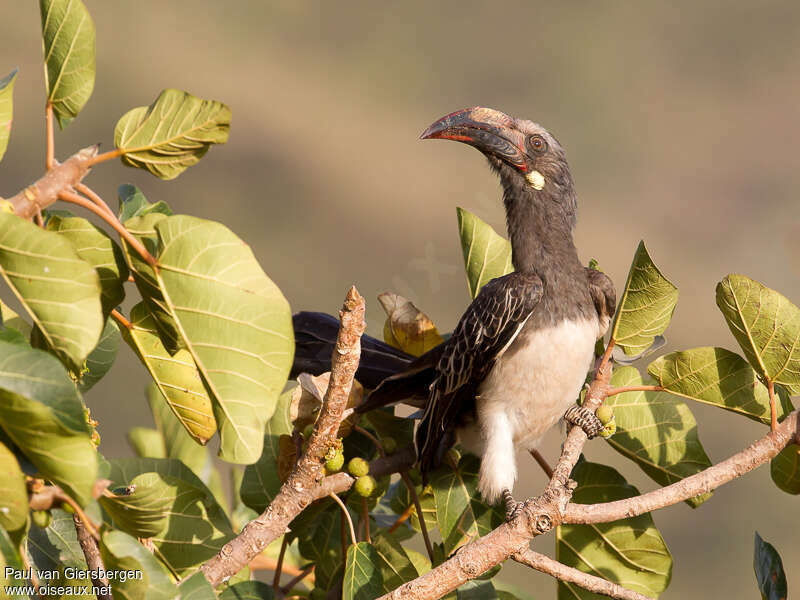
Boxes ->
[502,488,524,521]
[564,405,604,439]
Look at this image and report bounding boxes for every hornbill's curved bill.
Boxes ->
[293,107,616,518]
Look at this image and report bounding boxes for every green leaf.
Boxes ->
[456,207,513,299]
[0,69,17,162]
[495,581,537,600]
[27,508,93,597]
[118,184,172,222]
[121,302,216,444]
[611,241,678,356]
[456,581,498,599]
[219,581,275,600]
[753,532,787,600]
[99,457,235,576]
[45,214,129,318]
[114,89,231,180]
[78,317,120,393]
[363,408,415,451]
[770,443,800,495]
[0,340,97,506]
[431,453,504,555]
[0,212,103,369]
[557,460,672,599]
[606,366,712,507]
[153,215,294,464]
[371,532,421,591]
[99,530,177,600]
[343,542,384,600]
[240,389,293,512]
[122,212,183,353]
[128,426,166,458]
[177,573,217,600]
[145,383,228,512]
[0,527,29,598]
[0,439,28,533]
[39,0,95,127]
[716,274,800,394]
[296,505,344,591]
[648,347,794,426]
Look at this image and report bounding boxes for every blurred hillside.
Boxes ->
[1,1,799,596]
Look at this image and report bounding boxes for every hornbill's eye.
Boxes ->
[528,134,547,154]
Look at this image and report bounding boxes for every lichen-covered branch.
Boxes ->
[200,287,367,587]
[512,549,654,600]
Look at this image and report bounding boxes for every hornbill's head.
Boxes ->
[421,107,576,230]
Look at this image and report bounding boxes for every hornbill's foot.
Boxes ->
[502,489,523,521]
[564,405,603,439]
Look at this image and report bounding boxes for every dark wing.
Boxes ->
[291,311,415,389]
[416,271,543,473]
[585,268,616,336]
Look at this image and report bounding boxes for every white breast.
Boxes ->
[461,317,599,503]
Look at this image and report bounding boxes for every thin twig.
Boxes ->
[513,549,653,600]
[529,449,554,479]
[330,493,357,547]
[354,424,386,458]
[87,148,123,166]
[20,543,43,598]
[45,103,54,170]
[281,565,315,594]
[388,503,415,534]
[768,379,777,432]
[73,515,112,600]
[361,497,371,544]
[605,385,663,397]
[58,190,157,267]
[110,309,132,330]
[400,471,434,562]
[75,183,117,220]
[272,536,288,589]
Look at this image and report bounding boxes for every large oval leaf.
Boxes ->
[121,303,216,444]
[46,214,128,318]
[100,530,177,600]
[78,317,120,393]
[556,460,672,599]
[648,347,794,426]
[770,443,800,495]
[0,212,103,369]
[431,453,504,555]
[0,69,17,162]
[605,367,712,507]
[0,439,28,534]
[344,542,384,600]
[240,389,293,512]
[100,458,235,576]
[114,89,231,180]
[0,340,97,505]
[457,207,512,299]
[753,532,787,600]
[611,241,678,356]
[716,274,800,394]
[40,0,96,127]
[153,215,294,464]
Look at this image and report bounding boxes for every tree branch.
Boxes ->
[512,549,653,600]
[200,286,366,586]
[72,515,112,600]
[564,410,799,525]
[5,145,98,219]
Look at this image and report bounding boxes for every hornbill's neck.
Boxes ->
[495,161,581,278]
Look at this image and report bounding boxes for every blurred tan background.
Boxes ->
[2,1,799,596]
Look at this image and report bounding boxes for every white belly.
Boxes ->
[463,317,599,503]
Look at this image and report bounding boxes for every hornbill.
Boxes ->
[292,107,615,517]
